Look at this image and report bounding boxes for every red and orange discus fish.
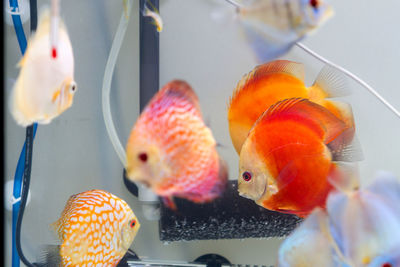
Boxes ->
[238,98,359,217]
[46,190,140,266]
[126,80,228,209]
[228,60,354,154]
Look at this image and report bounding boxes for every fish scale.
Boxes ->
[49,190,140,267]
[126,80,227,208]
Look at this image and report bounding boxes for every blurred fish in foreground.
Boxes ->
[238,98,361,217]
[217,0,333,62]
[126,80,228,210]
[278,173,400,267]
[10,7,77,127]
[228,60,354,154]
[39,190,140,267]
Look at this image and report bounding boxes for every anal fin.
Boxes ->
[328,162,360,193]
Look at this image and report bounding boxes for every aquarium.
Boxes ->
[4,0,400,266]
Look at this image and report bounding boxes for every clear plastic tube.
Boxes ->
[101,0,133,167]
[102,0,160,218]
[295,42,400,119]
[222,0,400,119]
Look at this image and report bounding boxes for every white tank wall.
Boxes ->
[5,0,400,266]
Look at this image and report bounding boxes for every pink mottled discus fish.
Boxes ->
[49,190,140,267]
[126,80,228,209]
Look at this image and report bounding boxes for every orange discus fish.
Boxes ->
[228,60,354,154]
[126,80,228,209]
[238,98,359,217]
[46,190,140,266]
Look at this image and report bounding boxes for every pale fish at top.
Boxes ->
[126,80,227,209]
[44,190,140,267]
[227,0,333,62]
[10,7,76,127]
[278,173,400,267]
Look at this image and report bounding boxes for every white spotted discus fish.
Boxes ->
[44,190,140,267]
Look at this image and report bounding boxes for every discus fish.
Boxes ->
[228,60,354,154]
[327,174,400,267]
[238,98,360,217]
[43,190,140,267]
[226,0,333,62]
[278,208,343,267]
[126,80,228,209]
[142,0,163,32]
[10,8,76,127]
[278,174,400,267]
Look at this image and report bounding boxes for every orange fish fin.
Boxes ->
[162,80,200,111]
[262,98,347,143]
[162,196,177,211]
[328,162,360,194]
[52,90,61,103]
[254,60,305,81]
[49,219,63,240]
[309,65,350,99]
[229,60,304,106]
[328,134,364,162]
[324,100,355,129]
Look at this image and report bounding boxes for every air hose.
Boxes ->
[295,42,400,118]
[10,0,39,266]
[223,0,400,119]
[101,0,160,220]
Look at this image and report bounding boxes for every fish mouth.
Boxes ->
[237,182,267,201]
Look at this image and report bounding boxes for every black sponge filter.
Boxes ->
[159,181,302,241]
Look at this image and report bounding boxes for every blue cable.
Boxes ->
[9,0,38,266]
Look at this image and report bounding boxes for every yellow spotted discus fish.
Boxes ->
[43,190,140,267]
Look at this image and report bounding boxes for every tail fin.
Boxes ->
[309,65,351,100]
[36,245,62,267]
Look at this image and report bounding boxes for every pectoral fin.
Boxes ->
[52,90,61,103]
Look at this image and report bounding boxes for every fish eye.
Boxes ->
[69,82,77,93]
[138,152,148,162]
[381,264,392,267]
[309,0,319,9]
[129,220,136,228]
[242,171,252,182]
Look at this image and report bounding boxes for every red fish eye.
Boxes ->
[382,264,392,267]
[130,220,136,228]
[138,153,148,162]
[310,0,318,8]
[242,171,252,182]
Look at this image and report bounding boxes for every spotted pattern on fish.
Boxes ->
[126,80,227,205]
[52,190,140,267]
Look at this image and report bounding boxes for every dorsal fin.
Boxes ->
[252,60,305,82]
[159,80,201,111]
[50,193,78,241]
[259,98,347,144]
[228,60,305,108]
